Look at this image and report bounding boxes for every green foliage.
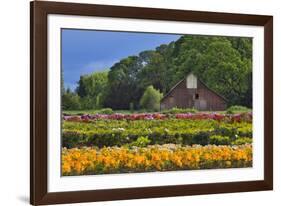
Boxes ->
[161,107,198,114]
[76,71,108,109]
[231,137,252,145]
[210,135,231,145]
[63,109,134,115]
[129,136,151,147]
[192,132,210,146]
[140,85,163,112]
[104,56,143,109]
[79,96,96,110]
[194,41,251,106]
[62,88,81,110]
[62,119,252,148]
[226,105,251,114]
[96,108,114,114]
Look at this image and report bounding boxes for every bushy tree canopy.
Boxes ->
[76,71,108,109]
[140,86,163,112]
[62,88,81,110]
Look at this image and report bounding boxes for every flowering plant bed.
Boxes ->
[62,144,252,175]
[61,112,253,175]
[63,112,252,122]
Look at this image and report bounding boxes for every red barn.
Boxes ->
[160,73,227,111]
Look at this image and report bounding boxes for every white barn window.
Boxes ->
[186,73,197,88]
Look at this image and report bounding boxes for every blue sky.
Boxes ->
[62,29,181,90]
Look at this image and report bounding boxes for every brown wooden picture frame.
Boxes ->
[30,1,273,205]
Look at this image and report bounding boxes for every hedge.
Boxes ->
[62,119,252,148]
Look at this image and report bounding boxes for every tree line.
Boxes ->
[62,35,252,111]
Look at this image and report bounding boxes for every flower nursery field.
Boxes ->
[62,112,253,176]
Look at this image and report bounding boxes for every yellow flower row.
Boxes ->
[62,144,252,175]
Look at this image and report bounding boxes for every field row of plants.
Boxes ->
[62,119,252,148]
[63,112,252,123]
[62,144,252,175]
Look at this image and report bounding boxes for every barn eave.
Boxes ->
[160,78,185,103]
[197,79,228,102]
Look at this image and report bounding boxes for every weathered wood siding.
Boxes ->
[160,78,226,111]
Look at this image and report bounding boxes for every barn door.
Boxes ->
[194,99,207,110]
[199,99,207,110]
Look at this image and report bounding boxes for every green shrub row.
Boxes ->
[62,119,252,148]
[161,107,198,114]
[226,105,251,114]
[63,131,252,148]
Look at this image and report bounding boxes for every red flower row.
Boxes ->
[63,112,252,123]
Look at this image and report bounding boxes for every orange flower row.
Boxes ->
[62,144,252,175]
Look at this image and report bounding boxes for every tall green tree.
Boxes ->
[76,71,108,109]
[194,41,251,106]
[105,56,143,109]
[140,85,163,112]
[62,88,81,110]
[138,43,177,94]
